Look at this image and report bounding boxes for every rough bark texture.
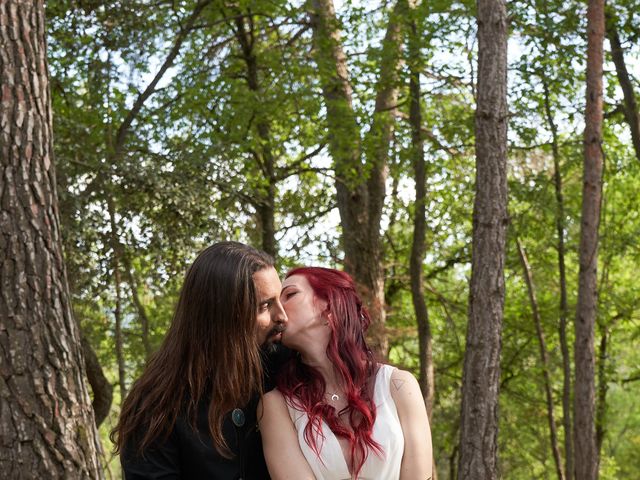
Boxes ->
[517,240,565,480]
[457,0,508,478]
[574,1,604,479]
[606,14,640,163]
[309,0,404,358]
[543,80,573,480]
[0,1,103,477]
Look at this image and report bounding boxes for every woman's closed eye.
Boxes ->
[282,291,297,300]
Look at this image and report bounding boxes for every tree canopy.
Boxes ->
[36,0,640,477]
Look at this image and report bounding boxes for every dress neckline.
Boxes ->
[319,365,388,479]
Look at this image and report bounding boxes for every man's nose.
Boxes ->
[275,299,288,323]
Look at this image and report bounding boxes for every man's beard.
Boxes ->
[262,323,286,353]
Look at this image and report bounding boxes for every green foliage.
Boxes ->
[45,0,640,478]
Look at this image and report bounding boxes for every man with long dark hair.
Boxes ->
[112,241,288,479]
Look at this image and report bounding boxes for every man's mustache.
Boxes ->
[271,323,286,335]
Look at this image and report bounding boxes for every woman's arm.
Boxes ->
[259,389,316,480]
[390,368,433,480]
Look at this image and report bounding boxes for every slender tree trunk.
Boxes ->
[234,12,277,258]
[606,13,640,163]
[407,9,435,419]
[107,199,127,399]
[56,144,114,428]
[0,1,103,476]
[457,0,508,478]
[81,333,114,427]
[517,239,565,480]
[543,79,573,480]
[309,0,405,358]
[595,322,608,455]
[449,444,458,480]
[574,0,604,478]
[122,252,152,359]
[407,13,437,479]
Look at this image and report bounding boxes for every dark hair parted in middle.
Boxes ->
[112,241,274,457]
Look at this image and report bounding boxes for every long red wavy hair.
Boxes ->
[277,267,382,477]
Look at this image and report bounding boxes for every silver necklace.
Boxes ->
[326,392,340,402]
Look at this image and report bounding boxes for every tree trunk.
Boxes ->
[606,13,640,163]
[457,0,508,478]
[407,12,437,479]
[407,9,435,419]
[543,79,573,480]
[309,0,405,358]
[0,1,103,477]
[107,198,127,399]
[595,323,608,455]
[516,239,565,480]
[234,12,278,258]
[574,0,604,478]
[81,334,114,427]
[122,251,152,359]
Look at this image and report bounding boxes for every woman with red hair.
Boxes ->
[259,267,432,479]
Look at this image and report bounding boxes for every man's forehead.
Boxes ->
[254,267,281,297]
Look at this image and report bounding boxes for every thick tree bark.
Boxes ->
[457,0,508,478]
[543,79,573,480]
[606,13,640,163]
[516,240,565,480]
[574,0,604,478]
[0,1,103,477]
[234,12,277,258]
[309,0,405,358]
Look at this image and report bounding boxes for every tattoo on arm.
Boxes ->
[392,379,405,391]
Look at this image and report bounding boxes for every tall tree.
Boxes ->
[542,76,574,480]
[516,239,565,480]
[308,0,405,357]
[232,11,278,257]
[406,2,435,419]
[606,9,640,163]
[574,0,605,478]
[457,0,509,477]
[0,0,103,476]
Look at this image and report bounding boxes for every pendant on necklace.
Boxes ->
[331,393,339,401]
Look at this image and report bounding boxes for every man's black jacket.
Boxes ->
[121,346,290,479]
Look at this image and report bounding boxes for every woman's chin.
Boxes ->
[281,331,298,350]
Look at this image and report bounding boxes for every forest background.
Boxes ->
[6,0,640,478]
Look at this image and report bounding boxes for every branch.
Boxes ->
[113,0,213,156]
[276,143,327,180]
[394,110,463,156]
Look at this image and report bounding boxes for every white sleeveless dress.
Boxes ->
[285,364,404,480]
